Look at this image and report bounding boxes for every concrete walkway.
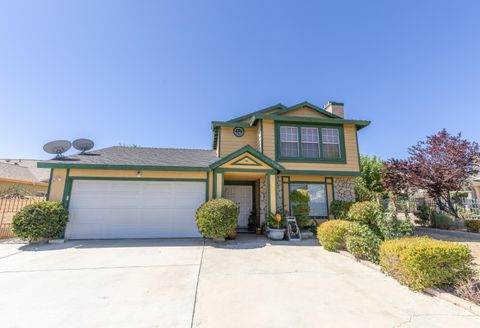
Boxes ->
[0,236,479,327]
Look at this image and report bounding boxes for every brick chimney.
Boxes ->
[324,101,344,118]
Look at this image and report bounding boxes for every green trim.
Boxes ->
[356,130,362,172]
[260,119,264,152]
[231,155,262,166]
[37,162,210,171]
[211,121,250,128]
[220,173,224,198]
[213,171,217,198]
[216,168,276,174]
[274,122,347,164]
[282,170,361,177]
[68,177,207,182]
[209,145,284,171]
[45,169,53,201]
[61,169,70,208]
[227,103,286,123]
[252,114,370,130]
[206,173,210,201]
[274,101,342,119]
[325,177,334,215]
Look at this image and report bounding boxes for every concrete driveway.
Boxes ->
[0,236,479,328]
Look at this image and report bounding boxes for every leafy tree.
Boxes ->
[355,155,386,201]
[383,129,480,219]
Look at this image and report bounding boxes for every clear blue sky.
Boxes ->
[1,0,479,160]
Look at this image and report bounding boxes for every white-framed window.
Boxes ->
[301,127,320,158]
[280,126,299,157]
[321,128,341,159]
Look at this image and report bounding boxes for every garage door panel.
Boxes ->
[66,180,205,239]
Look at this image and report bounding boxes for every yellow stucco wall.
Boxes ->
[48,168,68,202]
[48,168,208,203]
[282,106,330,118]
[219,126,258,157]
[262,119,276,159]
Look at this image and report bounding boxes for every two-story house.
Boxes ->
[40,101,370,239]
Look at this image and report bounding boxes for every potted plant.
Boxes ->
[267,212,286,240]
[248,209,257,232]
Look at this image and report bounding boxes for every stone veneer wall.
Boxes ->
[276,176,283,213]
[259,176,267,223]
[333,177,356,202]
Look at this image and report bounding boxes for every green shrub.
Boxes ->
[290,189,311,229]
[380,237,475,291]
[317,220,354,251]
[347,201,384,226]
[195,198,239,238]
[345,223,382,263]
[465,219,480,233]
[432,212,454,230]
[330,200,353,220]
[414,204,433,226]
[12,201,68,242]
[377,209,416,240]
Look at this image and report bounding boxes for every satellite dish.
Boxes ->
[73,138,94,154]
[43,140,72,159]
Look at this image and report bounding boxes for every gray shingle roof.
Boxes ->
[0,162,38,182]
[39,146,219,168]
[0,159,50,182]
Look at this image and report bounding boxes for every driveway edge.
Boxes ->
[337,250,480,316]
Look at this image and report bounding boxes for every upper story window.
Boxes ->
[280,126,299,157]
[321,128,341,159]
[277,124,344,162]
[301,127,320,158]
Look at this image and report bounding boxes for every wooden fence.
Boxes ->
[0,196,45,239]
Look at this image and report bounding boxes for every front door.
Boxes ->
[224,184,253,228]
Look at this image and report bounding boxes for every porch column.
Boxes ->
[213,170,224,198]
[267,173,277,214]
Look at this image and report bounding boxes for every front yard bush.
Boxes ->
[432,212,454,230]
[345,223,382,263]
[195,198,239,239]
[330,200,353,220]
[12,201,68,242]
[317,220,354,251]
[380,237,476,291]
[347,201,384,229]
[465,219,480,233]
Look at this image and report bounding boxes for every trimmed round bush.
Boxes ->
[380,237,475,291]
[347,201,384,226]
[345,223,382,263]
[290,189,311,229]
[195,198,239,239]
[330,200,353,220]
[317,220,354,251]
[12,201,68,242]
[465,219,480,233]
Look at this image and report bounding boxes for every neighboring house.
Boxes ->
[0,159,50,196]
[39,101,370,239]
[470,175,480,199]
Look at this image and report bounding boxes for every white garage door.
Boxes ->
[65,180,205,239]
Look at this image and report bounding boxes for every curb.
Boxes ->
[337,250,480,316]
